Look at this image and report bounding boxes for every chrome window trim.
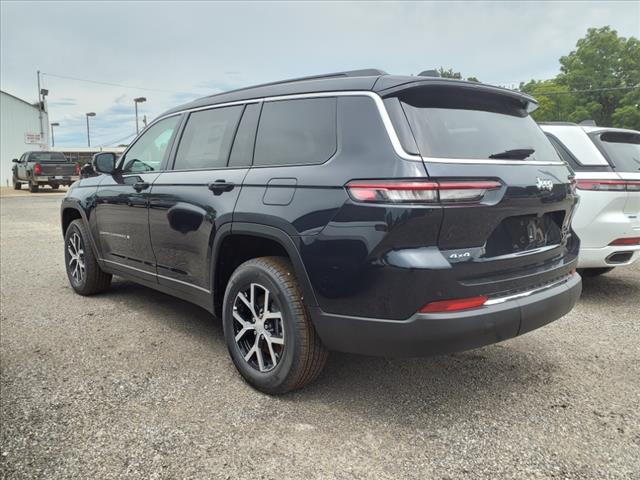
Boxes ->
[148,91,565,166]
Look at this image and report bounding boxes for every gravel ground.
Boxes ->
[1,194,639,479]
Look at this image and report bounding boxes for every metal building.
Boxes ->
[0,90,50,186]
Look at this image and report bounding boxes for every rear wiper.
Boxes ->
[488,148,535,160]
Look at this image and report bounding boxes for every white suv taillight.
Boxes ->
[345,179,502,204]
[576,180,640,191]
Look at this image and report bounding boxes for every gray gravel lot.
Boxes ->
[1,193,639,479]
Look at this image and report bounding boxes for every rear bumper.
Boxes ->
[578,245,640,268]
[311,274,581,357]
[34,175,79,183]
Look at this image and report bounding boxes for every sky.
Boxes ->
[1,1,639,147]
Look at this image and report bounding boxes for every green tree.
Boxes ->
[437,67,480,83]
[612,87,640,130]
[557,26,640,126]
[520,79,572,122]
[438,67,462,80]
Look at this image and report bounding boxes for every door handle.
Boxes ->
[208,179,235,195]
[133,181,150,192]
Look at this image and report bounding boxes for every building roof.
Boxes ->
[161,69,536,117]
[0,89,40,111]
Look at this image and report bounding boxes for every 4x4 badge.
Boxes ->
[536,177,554,192]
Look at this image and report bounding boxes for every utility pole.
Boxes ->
[37,70,44,144]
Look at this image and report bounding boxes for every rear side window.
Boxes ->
[591,131,640,172]
[545,134,580,170]
[228,103,261,167]
[28,152,67,162]
[396,86,561,162]
[253,98,337,166]
[174,105,243,170]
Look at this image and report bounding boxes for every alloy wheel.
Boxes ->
[232,283,285,372]
[67,232,85,285]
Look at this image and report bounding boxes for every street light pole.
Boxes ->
[134,97,147,134]
[50,122,60,147]
[85,112,96,147]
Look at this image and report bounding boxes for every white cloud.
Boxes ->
[1,1,638,146]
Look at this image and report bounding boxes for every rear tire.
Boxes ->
[51,184,59,190]
[28,180,38,193]
[222,256,328,394]
[64,219,112,295]
[578,267,614,277]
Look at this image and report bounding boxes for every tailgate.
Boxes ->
[40,163,76,176]
[383,82,578,295]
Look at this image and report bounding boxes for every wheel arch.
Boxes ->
[61,206,83,235]
[60,201,103,264]
[211,223,318,318]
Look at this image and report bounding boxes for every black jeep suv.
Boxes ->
[61,69,581,393]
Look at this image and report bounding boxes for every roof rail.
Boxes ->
[203,69,387,99]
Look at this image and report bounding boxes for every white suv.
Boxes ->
[540,123,640,276]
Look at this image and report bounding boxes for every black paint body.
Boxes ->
[61,74,581,356]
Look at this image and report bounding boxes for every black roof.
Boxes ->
[160,69,537,117]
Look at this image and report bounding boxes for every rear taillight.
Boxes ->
[576,180,640,191]
[33,163,42,175]
[74,163,81,175]
[419,295,488,313]
[609,237,640,246]
[345,180,501,204]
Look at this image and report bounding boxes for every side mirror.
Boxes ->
[12,158,19,163]
[92,152,117,174]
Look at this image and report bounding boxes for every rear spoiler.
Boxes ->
[375,78,538,114]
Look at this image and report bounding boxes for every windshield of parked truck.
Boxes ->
[395,85,561,162]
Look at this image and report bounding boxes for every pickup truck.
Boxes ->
[12,151,80,192]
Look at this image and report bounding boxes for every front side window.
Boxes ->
[173,105,243,170]
[396,86,561,162]
[592,131,640,172]
[121,116,180,173]
[253,97,337,167]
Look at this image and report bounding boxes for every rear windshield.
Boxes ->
[592,131,640,172]
[395,86,561,162]
[28,152,68,162]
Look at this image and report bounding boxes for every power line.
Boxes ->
[524,85,638,95]
[98,132,137,147]
[41,72,188,95]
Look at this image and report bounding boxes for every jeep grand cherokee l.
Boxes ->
[61,69,582,394]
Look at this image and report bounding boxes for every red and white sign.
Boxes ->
[24,132,42,144]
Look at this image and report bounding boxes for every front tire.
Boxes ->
[50,184,60,190]
[12,176,21,190]
[578,267,615,277]
[222,257,328,394]
[64,219,112,295]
